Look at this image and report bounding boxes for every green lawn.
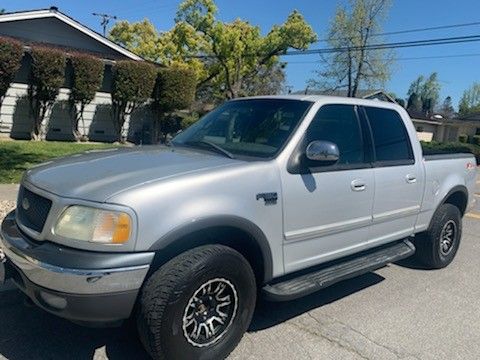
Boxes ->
[0,140,119,184]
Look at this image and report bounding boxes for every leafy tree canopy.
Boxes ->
[407,72,441,113]
[459,83,480,117]
[109,0,316,99]
[308,0,394,97]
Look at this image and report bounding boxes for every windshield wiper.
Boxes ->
[183,140,235,159]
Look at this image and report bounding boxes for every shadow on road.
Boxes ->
[249,272,384,331]
[0,290,149,360]
[0,272,384,359]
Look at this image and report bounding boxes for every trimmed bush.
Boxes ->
[70,53,104,141]
[28,47,66,140]
[421,141,480,162]
[0,37,23,104]
[111,60,157,142]
[458,134,468,143]
[473,135,480,146]
[151,66,197,143]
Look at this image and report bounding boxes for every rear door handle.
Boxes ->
[351,179,367,192]
[406,174,417,184]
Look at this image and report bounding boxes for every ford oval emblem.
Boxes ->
[22,197,30,211]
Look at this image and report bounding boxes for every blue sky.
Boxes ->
[4,0,480,108]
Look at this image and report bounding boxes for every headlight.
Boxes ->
[54,206,132,244]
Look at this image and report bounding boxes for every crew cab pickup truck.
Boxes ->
[0,95,477,359]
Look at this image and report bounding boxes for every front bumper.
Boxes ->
[0,211,155,324]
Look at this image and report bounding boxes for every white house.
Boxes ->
[0,7,151,142]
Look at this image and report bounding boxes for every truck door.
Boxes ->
[281,104,375,273]
[361,106,424,246]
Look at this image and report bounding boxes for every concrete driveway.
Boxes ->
[1,183,479,360]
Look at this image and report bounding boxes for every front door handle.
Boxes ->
[351,179,367,192]
[406,174,417,184]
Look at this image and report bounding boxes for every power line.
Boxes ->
[188,34,480,59]
[283,34,480,56]
[285,53,480,64]
[314,20,480,43]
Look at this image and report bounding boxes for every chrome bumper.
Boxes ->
[0,211,154,295]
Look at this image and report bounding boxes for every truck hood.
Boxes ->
[24,146,242,202]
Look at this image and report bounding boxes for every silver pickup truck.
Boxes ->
[0,95,477,359]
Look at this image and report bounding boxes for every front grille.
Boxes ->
[16,186,52,233]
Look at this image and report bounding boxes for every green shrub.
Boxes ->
[473,135,480,146]
[111,60,157,142]
[0,37,23,104]
[421,141,480,162]
[151,66,197,142]
[28,46,66,140]
[458,134,468,143]
[180,112,200,130]
[69,53,104,141]
[153,67,197,112]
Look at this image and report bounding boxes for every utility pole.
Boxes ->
[92,13,117,36]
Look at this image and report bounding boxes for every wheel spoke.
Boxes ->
[182,278,238,348]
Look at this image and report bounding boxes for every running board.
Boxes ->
[263,239,415,301]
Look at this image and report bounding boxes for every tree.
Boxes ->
[241,63,286,96]
[308,0,394,97]
[407,72,441,113]
[109,20,165,63]
[111,60,157,142]
[459,83,480,116]
[109,0,317,100]
[0,37,23,115]
[151,66,197,142]
[407,92,422,112]
[28,47,66,140]
[69,53,104,141]
[440,96,455,118]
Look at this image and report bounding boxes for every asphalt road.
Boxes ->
[0,183,479,360]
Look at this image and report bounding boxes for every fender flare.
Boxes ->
[439,185,469,214]
[149,215,274,282]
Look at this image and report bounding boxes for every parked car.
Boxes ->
[0,95,477,359]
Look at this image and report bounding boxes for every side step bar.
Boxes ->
[263,239,415,301]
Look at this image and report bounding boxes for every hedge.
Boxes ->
[0,37,23,103]
[421,141,480,162]
[111,60,157,142]
[473,135,480,146]
[458,134,468,143]
[28,46,66,140]
[151,67,197,142]
[70,53,104,141]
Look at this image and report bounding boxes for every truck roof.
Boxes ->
[233,94,405,112]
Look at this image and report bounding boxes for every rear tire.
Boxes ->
[415,203,462,269]
[137,245,256,360]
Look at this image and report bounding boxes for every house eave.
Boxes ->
[0,9,143,61]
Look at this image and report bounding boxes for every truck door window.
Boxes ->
[364,107,414,164]
[305,104,365,165]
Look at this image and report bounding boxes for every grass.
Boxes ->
[0,140,119,184]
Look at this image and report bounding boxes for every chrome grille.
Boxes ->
[16,186,52,233]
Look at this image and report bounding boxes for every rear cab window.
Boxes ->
[363,106,414,166]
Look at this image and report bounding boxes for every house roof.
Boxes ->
[457,112,480,121]
[0,7,143,61]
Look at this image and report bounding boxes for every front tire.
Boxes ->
[137,245,256,360]
[415,203,462,269]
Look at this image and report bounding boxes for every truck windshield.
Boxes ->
[172,99,312,159]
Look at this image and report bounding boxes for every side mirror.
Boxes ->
[305,140,340,165]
